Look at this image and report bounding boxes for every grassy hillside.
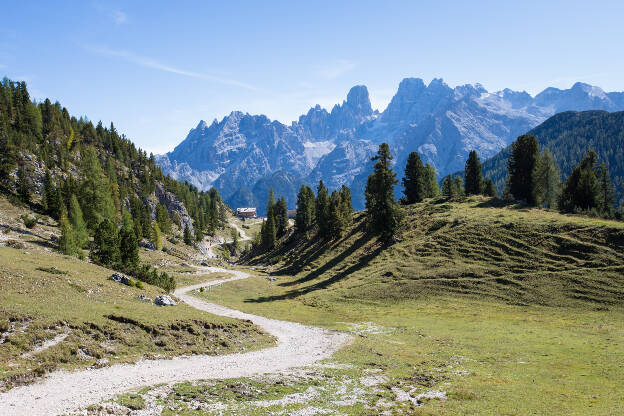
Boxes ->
[176,197,624,414]
[249,196,624,307]
[0,196,274,391]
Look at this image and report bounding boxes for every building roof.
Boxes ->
[236,207,257,213]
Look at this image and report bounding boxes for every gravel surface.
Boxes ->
[0,267,350,416]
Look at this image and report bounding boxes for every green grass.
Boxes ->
[185,197,624,415]
[0,196,275,391]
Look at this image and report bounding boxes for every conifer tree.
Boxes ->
[464,150,483,195]
[156,204,171,234]
[69,194,89,248]
[79,147,115,228]
[43,170,61,218]
[559,151,599,213]
[275,196,288,237]
[17,164,29,203]
[423,163,440,198]
[402,151,426,203]
[441,175,454,199]
[316,180,330,238]
[483,178,498,198]
[266,187,276,219]
[535,149,561,208]
[58,213,78,256]
[261,212,276,249]
[339,185,353,226]
[507,134,539,205]
[365,143,403,242]
[119,210,139,270]
[597,163,616,217]
[183,223,193,246]
[92,218,120,266]
[453,176,465,198]
[152,222,163,250]
[295,185,315,234]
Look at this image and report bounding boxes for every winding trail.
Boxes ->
[0,267,350,416]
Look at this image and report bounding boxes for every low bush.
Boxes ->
[20,214,38,229]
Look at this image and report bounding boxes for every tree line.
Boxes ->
[0,78,229,290]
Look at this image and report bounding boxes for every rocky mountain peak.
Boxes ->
[345,85,372,116]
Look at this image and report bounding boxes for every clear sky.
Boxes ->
[2,1,624,154]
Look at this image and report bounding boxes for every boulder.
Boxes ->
[154,295,177,306]
[109,272,131,285]
[138,294,152,302]
[139,240,156,250]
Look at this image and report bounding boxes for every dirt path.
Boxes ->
[0,267,350,416]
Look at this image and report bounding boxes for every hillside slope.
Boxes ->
[481,110,624,203]
[248,197,624,307]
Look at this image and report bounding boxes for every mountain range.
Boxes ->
[156,78,624,214]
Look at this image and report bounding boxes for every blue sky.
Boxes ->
[2,1,624,154]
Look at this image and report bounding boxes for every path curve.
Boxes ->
[0,267,350,416]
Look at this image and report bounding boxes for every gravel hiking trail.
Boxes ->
[0,266,350,416]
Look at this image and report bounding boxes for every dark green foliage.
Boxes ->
[483,178,498,197]
[482,111,624,206]
[156,204,171,234]
[274,197,288,237]
[402,151,426,203]
[79,147,115,228]
[20,214,37,229]
[597,164,616,217]
[365,143,403,242]
[535,149,561,208]
[339,185,353,225]
[16,164,29,203]
[464,150,484,195]
[120,211,139,269]
[316,180,331,239]
[183,224,193,246]
[295,184,315,234]
[559,151,599,213]
[442,175,464,200]
[92,219,120,266]
[261,212,276,249]
[507,135,539,205]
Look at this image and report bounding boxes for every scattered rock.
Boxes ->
[138,295,152,302]
[6,240,26,249]
[268,276,276,282]
[139,240,156,250]
[154,295,177,306]
[109,272,131,285]
[200,261,209,266]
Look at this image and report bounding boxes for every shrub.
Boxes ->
[0,319,9,333]
[21,214,38,229]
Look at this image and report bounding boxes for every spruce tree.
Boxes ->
[58,213,78,256]
[507,134,539,205]
[452,176,464,198]
[79,147,115,228]
[156,204,171,234]
[441,175,454,199]
[17,164,30,204]
[275,197,288,237]
[69,194,89,248]
[328,190,345,238]
[295,185,315,234]
[464,150,483,195]
[365,143,403,242]
[261,212,276,249]
[92,218,120,266]
[183,223,193,245]
[339,185,353,226]
[402,151,426,203]
[535,149,561,209]
[483,178,498,198]
[559,151,599,213]
[119,211,139,270]
[316,180,330,239]
[597,163,616,217]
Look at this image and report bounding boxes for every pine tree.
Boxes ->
[453,176,464,198]
[365,143,403,242]
[58,213,78,256]
[339,185,353,226]
[316,180,330,239]
[559,151,599,213]
[156,204,171,234]
[266,187,276,219]
[442,175,454,199]
[464,150,483,195]
[261,212,276,249]
[120,210,139,270]
[295,185,315,234]
[597,163,616,217]
[535,149,561,209]
[92,218,120,266]
[69,194,89,248]
[328,190,345,238]
[483,178,498,198]
[17,164,29,203]
[183,223,193,246]
[423,163,440,198]
[402,151,426,203]
[42,170,61,218]
[275,197,288,237]
[507,134,539,205]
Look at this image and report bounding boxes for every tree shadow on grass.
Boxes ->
[244,240,384,303]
